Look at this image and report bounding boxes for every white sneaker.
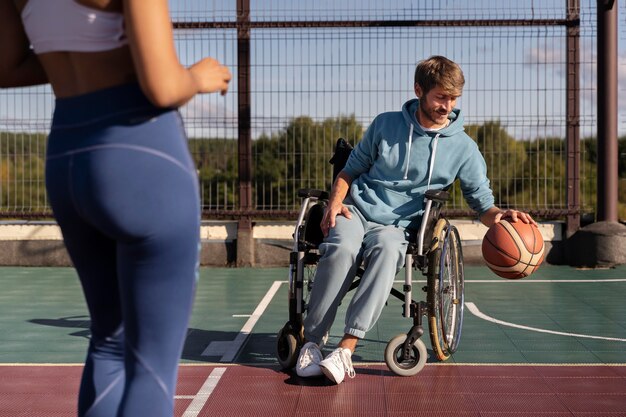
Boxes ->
[319,348,356,384]
[295,342,323,377]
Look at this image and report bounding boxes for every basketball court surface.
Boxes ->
[1,264,625,416]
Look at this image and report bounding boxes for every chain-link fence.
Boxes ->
[1,0,624,228]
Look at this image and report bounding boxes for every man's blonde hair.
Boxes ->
[414,56,465,96]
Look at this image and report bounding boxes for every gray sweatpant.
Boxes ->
[303,205,411,343]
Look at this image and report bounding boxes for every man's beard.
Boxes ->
[419,98,449,126]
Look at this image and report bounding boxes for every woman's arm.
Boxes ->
[124,0,231,108]
[0,0,48,88]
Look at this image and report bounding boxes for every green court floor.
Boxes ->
[0,265,625,366]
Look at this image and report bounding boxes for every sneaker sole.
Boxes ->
[320,364,343,384]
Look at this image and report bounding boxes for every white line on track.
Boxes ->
[218,281,283,362]
[181,367,226,417]
[466,302,626,342]
[200,278,625,359]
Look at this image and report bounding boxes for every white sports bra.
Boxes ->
[21,0,128,54]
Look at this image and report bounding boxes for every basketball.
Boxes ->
[482,219,544,279]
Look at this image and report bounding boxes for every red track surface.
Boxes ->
[2,364,625,416]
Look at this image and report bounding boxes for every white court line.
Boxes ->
[466,302,626,342]
[181,367,226,417]
[218,280,283,362]
[202,278,625,360]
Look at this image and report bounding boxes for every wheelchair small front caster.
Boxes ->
[384,334,428,376]
[276,324,300,370]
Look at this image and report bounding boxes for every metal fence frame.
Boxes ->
[1,1,623,239]
[174,0,583,234]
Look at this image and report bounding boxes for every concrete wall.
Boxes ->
[0,220,564,267]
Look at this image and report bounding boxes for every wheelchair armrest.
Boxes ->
[424,189,450,203]
[297,188,330,200]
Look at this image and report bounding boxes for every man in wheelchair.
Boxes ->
[296,56,536,384]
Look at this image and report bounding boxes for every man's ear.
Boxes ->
[414,83,423,98]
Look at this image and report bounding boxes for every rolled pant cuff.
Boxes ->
[345,328,366,339]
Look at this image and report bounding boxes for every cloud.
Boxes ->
[179,96,237,138]
[180,96,236,123]
[525,43,563,65]
[524,39,626,137]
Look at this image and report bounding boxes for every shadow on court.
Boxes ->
[2,265,626,416]
[26,316,259,363]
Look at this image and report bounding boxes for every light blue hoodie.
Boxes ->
[342,98,494,230]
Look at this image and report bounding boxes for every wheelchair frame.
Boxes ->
[276,141,465,377]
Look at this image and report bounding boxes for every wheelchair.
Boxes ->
[275,139,465,376]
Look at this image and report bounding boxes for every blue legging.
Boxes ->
[45,84,200,417]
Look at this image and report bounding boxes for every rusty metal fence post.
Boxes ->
[236,0,254,266]
[597,0,619,222]
[565,0,581,238]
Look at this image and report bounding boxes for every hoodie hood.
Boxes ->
[341,98,494,230]
[399,99,463,182]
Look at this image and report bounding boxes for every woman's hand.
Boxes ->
[189,58,232,96]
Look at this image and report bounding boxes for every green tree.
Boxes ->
[466,121,527,209]
[253,133,286,210]
[0,132,48,214]
[2,122,619,220]
[512,138,567,210]
[253,115,362,209]
[190,138,238,210]
[618,135,626,178]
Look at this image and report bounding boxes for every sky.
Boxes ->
[0,0,624,141]
[172,0,626,140]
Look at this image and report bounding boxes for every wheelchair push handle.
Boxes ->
[297,188,330,200]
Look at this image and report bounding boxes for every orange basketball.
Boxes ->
[482,219,544,279]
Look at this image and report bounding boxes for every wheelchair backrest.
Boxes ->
[329,138,354,182]
[294,139,350,250]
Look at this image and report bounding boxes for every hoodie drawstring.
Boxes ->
[404,127,440,188]
[403,123,414,180]
[426,133,440,189]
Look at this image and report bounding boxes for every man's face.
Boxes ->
[414,84,460,129]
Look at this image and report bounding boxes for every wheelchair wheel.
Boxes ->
[276,253,316,370]
[276,324,300,369]
[384,334,428,376]
[276,201,321,370]
[440,225,464,353]
[427,219,465,360]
